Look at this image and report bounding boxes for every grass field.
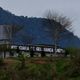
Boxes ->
[0,56,80,80]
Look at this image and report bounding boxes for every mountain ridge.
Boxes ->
[0,7,80,48]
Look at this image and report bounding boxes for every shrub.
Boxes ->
[17,54,26,69]
[41,51,45,57]
[30,48,34,57]
[0,58,4,66]
[61,48,80,79]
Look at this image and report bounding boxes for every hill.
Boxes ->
[0,7,80,48]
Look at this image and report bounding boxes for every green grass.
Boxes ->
[0,57,80,80]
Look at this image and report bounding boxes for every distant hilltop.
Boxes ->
[0,7,80,48]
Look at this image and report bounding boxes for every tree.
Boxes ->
[41,47,45,57]
[30,47,34,57]
[4,25,23,57]
[43,10,72,54]
[4,25,23,44]
[20,33,34,44]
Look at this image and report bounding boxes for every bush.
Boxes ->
[41,51,45,57]
[61,48,80,79]
[17,54,26,69]
[30,48,34,57]
[0,58,4,66]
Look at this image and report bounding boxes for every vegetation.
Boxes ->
[0,58,4,65]
[0,7,79,48]
[0,7,80,80]
[44,10,72,54]
[0,48,80,80]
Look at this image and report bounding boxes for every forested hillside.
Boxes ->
[0,7,80,47]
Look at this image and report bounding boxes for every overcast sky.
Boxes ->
[0,0,80,38]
